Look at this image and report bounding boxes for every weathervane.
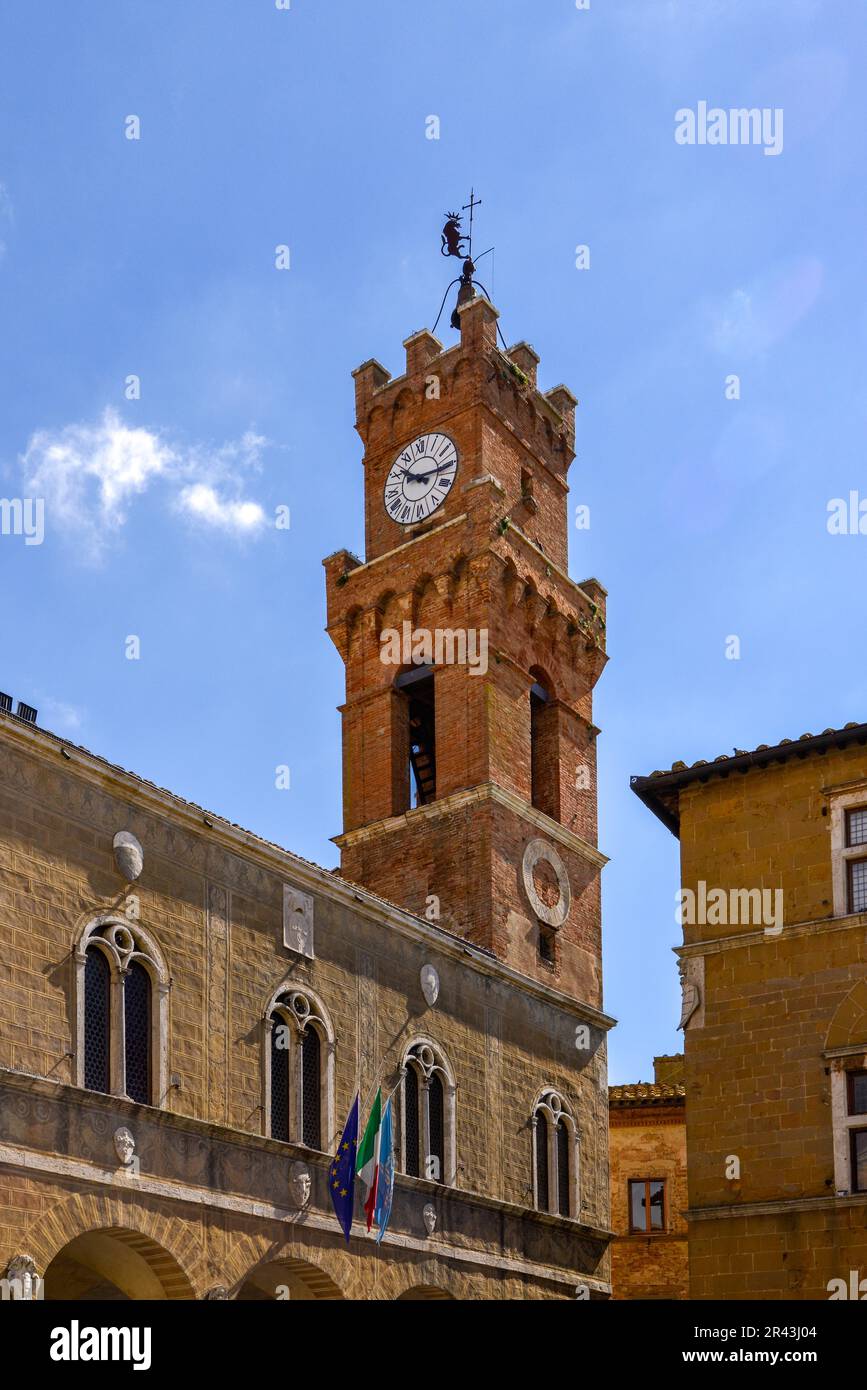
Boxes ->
[434,189,504,339]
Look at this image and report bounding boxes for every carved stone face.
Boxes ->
[114,1126,136,1167]
[423,1202,437,1236]
[6,1255,37,1299]
[420,964,439,1008]
[289,1160,311,1208]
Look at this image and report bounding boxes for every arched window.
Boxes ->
[301,1028,321,1149]
[532,1088,579,1218]
[124,961,151,1106]
[556,1118,570,1216]
[529,671,559,821]
[404,1065,420,1178]
[83,945,111,1094]
[270,1017,290,1142]
[395,666,436,809]
[400,1040,456,1186]
[75,917,168,1107]
[534,1109,550,1212]
[264,986,334,1151]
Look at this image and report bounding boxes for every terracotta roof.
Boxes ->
[631,720,867,837]
[608,1082,685,1109]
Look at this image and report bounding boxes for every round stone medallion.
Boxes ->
[521,838,571,928]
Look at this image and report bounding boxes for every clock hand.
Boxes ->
[400,461,455,482]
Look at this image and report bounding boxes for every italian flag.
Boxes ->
[356,1087,382,1231]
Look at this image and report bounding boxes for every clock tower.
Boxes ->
[324,291,608,1007]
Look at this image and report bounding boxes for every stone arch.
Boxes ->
[501,557,524,608]
[825,976,867,1051]
[376,1254,469,1301]
[237,1255,346,1301]
[529,664,556,702]
[375,588,405,637]
[396,1284,456,1300]
[447,354,473,391]
[412,572,436,627]
[365,403,386,442]
[392,386,418,431]
[220,1228,350,1301]
[25,1191,202,1298]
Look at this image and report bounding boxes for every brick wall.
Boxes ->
[608,1097,688,1300]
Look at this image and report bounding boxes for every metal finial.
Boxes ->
[433,191,504,343]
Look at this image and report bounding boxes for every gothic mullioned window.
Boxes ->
[75,916,168,1107]
[123,960,152,1106]
[400,1040,456,1186]
[404,1064,421,1177]
[532,1089,579,1219]
[264,986,334,1151]
[83,945,111,1094]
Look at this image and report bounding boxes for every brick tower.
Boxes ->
[324,294,608,1005]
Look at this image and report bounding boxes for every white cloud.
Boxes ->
[20,408,268,559]
[177,483,265,533]
[705,258,824,357]
[35,695,84,734]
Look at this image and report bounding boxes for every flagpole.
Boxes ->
[358,1058,405,1120]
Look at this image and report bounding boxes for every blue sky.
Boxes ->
[1,0,864,1084]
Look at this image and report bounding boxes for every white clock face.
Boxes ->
[383,433,459,525]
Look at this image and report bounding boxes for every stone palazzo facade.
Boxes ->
[633,723,867,1299]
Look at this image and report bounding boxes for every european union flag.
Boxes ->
[329,1093,359,1243]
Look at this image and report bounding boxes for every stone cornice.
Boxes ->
[324,512,468,580]
[0,716,614,1030]
[675,908,867,959]
[334,780,609,871]
[687,1191,867,1222]
[608,1109,685,1129]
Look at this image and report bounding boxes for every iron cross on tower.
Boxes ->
[462,187,481,259]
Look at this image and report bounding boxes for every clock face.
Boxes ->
[383,433,459,526]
